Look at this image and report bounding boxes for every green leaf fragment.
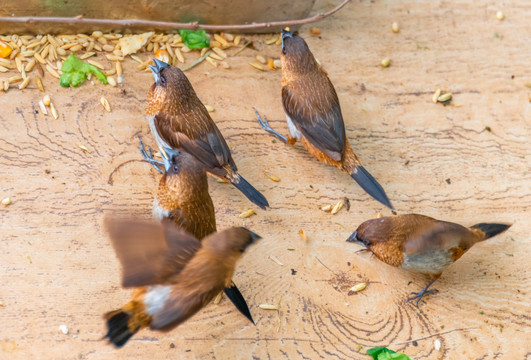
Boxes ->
[179,29,210,49]
[59,53,107,87]
[367,347,410,360]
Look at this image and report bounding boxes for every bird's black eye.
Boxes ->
[160,75,166,86]
[282,46,287,55]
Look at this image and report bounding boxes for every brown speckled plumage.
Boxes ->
[154,152,216,240]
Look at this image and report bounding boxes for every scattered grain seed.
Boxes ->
[265,36,278,45]
[205,56,218,68]
[34,52,46,64]
[264,171,280,182]
[50,102,59,119]
[275,37,282,45]
[78,144,90,152]
[321,204,332,212]
[381,57,391,67]
[269,255,284,266]
[174,47,184,63]
[77,52,95,61]
[105,54,123,62]
[59,325,69,335]
[0,65,8,72]
[2,197,11,206]
[45,64,60,78]
[43,94,51,106]
[104,68,116,76]
[180,45,191,53]
[212,47,227,59]
[27,256,32,264]
[0,300,4,307]
[221,61,230,69]
[92,31,103,38]
[8,75,23,83]
[87,59,104,70]
[205,104,215,112]
[100,96,111,112]
[18,76,30,89]
[56,47,66,56]
[108,76,116,87]
[496,11,505,21]
[376,212,383,218]
[298,229,307,241]
[273,59,281,68]
[3,80,9,91]
[216,178,229,183]
[38,100,48,115]
[213,292,223,304]
[21,50,36,57]
[224,33,234,41]
[267,58,275,69]
[392,22,400,33]
[208,53,224,61]
[15,57,22,72]
[234,35,241,46]
[256,54,267,64]
[25,58,36,72]
[214,34,229,47]
[437,92,452,103]
[432,88,441,103]
[348,283,367,295]
[130,55,143,63]
[115,61,122,76]
[331,200,344,215]
[70,44,82,52]
[259,304,279,310]
[310,27,321,36]
[239,209,255,218]
[102,44,115,52]
[249,62,265,71]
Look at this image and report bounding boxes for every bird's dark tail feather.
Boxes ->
[350,166,393,210]
[231,174,269,209]
[104,310,139,348]
[471,223,511,240]
[224,283,255,325]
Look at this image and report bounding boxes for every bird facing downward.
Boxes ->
[103,219,261,348]
[145,59,269,210]
[347,213,511,305]
[255,29,393,210]
[139,139,256,324]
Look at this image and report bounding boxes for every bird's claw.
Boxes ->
[138,136,164,174]
[253,108,287,143]
[406,289,437,306]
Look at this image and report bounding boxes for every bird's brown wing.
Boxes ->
[154,111,236,172]
[282,78,346,161]
[105,217,201,287]
[404,220,472,255]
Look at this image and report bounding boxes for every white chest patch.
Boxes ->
[144,285,172,315]
[148,115,172,150]
[152,199,171,221]
[286,115,302,139]
[401,250,454,274]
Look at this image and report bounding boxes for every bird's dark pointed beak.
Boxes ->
[281,28,293,40]
[346,230,359,243]
[249,230,262,242]
[150,58,170,84]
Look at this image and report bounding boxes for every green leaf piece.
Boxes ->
[366,347,410,360]
[179,29,210,49]
[60,53,108,87]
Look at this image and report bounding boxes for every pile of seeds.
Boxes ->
[0,31,283,93]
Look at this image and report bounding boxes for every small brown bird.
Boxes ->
[255,29,393,209]
[146,59,269,209]
[139,139,255,324]
[347,213,511,304]
[104,219,261,347]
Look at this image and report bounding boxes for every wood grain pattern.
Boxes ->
[1,0,530,359]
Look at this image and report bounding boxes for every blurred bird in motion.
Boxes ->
[255,29,393,209]
[146,59,269,209]
[104,219,261,348]
[347,213,511,305]
[139,138,256,324]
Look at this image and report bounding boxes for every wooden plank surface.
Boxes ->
[1,0,530,359]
